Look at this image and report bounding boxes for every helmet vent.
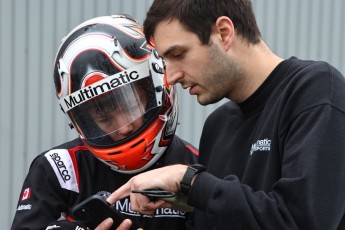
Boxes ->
[108,151,122,155]
[131,139,144,148]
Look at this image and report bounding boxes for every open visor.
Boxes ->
[59,62,163,145]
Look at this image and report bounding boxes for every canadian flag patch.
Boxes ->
[21,188,31,201]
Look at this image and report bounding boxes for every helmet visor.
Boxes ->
[60,62,161,145]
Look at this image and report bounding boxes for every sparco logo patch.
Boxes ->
[45,149,79,193]
[59,61,149,112]
[49,152,71,182]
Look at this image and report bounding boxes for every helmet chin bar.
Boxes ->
[82,117,168,174]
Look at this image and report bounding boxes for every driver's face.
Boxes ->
[89,86,147,142]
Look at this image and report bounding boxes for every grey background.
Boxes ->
[1,0,344,228]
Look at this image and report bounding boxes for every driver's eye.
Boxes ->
[96,114,113,125]
[93,107,113,123]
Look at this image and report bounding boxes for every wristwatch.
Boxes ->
[180,164,206,196]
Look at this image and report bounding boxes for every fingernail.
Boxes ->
[105,217,113,226]
[123,219,132,228]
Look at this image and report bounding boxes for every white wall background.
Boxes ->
[1,0,344,228]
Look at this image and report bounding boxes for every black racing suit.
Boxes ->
[11,135,198,230]
[186,57,345,229]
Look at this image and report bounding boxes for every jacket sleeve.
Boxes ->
[11,154,71,230]
[188,104,345,229]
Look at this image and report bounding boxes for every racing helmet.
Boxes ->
[53,14,178,174]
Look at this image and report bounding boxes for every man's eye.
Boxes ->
[172,52,185,59]
[173,53,183,58]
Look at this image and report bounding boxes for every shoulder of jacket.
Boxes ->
[44,149,80,193]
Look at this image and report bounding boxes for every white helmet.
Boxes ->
[53,14,178,174]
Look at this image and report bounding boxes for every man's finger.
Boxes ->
[107,181,132,204]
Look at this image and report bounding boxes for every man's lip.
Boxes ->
[182,84,197,94]
[182,84,192,90]
[188,85,196,95]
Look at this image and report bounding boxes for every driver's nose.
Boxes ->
[117,123,135,136]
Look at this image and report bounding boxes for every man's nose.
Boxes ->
[165,62,183,85]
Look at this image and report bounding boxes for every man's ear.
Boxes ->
[214,16,234,50]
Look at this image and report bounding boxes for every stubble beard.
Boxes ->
[198,43,245,105]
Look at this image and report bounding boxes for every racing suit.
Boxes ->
[11,135,198,230]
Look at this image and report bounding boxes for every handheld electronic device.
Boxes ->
[72,194,137,230]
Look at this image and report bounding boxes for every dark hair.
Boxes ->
[144,0,261,45]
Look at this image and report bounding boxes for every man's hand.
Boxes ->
[94,164,188,229]
[107,164,188,215]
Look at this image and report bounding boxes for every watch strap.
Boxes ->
[180,164,206,196]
